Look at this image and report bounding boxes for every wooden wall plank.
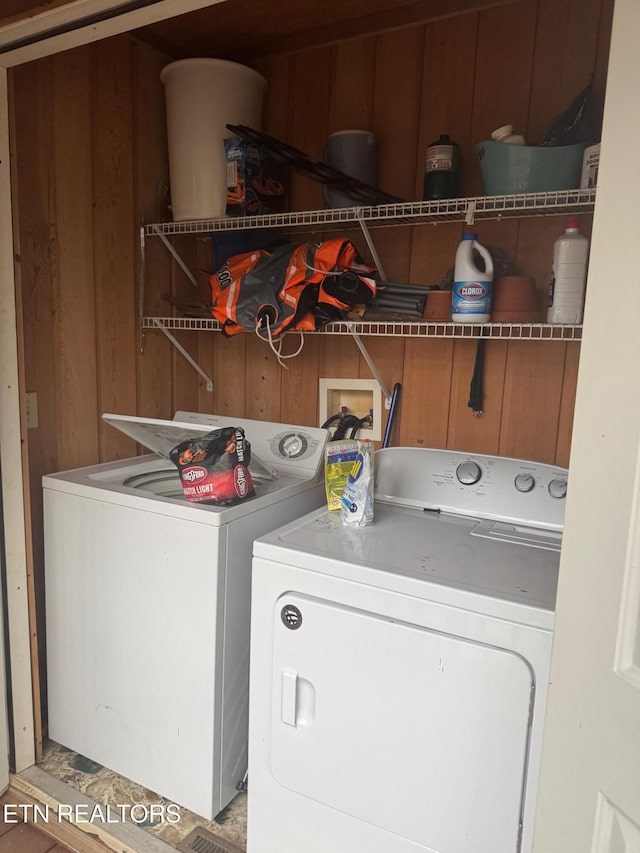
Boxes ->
[410,221,462,287]
[52,46,100,471]
[498,341,565,463]
[399,339,454,447]
[244,335,283,421]
[133,40,174,420]
[253,53,291,138]
[279,335,322,428]
[374,27,424,204]
[91,37,137,461]
[212,333,247,417]
[555,341,580,468]
[327,36,376,134]
[447,340,507,452]
[319,334,361,381]
[287,46,332,212]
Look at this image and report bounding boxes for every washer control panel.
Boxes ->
[172,412,327,477]
[376,447,569,530]
[272,431,311,460]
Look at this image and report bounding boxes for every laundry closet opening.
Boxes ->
[7,0,613,850]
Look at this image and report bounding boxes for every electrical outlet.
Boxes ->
[25,392,38,429]
[319,378,382,441]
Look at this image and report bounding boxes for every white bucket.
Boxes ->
[161,58,267,221]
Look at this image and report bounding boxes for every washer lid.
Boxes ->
[102,413,217,459]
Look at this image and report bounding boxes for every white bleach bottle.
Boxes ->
[547,217,589,324]
[452,232,494,323]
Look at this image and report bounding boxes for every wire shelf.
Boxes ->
[143,189,597,236]
[142,316,583,341]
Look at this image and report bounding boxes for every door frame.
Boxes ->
[0,0,227,775]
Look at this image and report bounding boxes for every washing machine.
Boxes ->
[44,411,327,820]
[247,447,567,853]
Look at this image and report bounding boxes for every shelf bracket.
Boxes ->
[347,323,392,407]
[153,319,213,392]
[357,214,387,281]
[352,213,395,407]
[149,224,198,287]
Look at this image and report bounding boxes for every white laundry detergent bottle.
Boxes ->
[546,216,590,324]
[452,233,494,323]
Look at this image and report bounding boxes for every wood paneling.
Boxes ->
[287,46,332,212]
[91,38,138,461]
[51,46,100,471]
[499,341,566,463]
[447,340,507,453]
[399,338,454,447]
[555,341,581,468]
[212,333,248,416]
[373,27,423,204]
[133,40,174,421]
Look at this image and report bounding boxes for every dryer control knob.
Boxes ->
[456,461,482,485]
[514,473,535,493]
[548,478,568,499]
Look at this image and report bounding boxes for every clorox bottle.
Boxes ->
[452,233,494,323]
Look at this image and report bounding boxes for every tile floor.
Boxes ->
[39,740,247,850]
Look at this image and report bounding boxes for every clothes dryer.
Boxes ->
[248,447,567,853]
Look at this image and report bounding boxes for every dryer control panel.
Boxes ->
[375,447,568,531]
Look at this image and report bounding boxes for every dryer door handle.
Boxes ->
[281,669,316,727]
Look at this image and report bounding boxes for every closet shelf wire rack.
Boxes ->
[141,188,597,237]
[141,316,583,341]
[139,189,593,389]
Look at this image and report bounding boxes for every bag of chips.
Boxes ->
[169,426,255,505]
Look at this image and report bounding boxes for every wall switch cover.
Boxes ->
[25,392,38,429]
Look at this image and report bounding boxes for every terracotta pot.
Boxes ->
[425,290,452,320]
[491,275,540,321]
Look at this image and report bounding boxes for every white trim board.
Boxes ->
[0,0,227,66]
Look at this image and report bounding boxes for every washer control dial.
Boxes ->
[514,473,535,493]
[278,432,309,459]
[456,460,482,486]
[548,477,568,499]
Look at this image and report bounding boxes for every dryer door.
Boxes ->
[271,593,533,853]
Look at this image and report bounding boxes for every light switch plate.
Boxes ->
[25,392,38,429]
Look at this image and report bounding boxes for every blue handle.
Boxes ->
[382,383,402,448]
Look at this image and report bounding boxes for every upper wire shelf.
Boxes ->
[142,316,582,341]
[142,188,597,236]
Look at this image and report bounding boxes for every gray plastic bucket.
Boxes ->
[476,140,589,195]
